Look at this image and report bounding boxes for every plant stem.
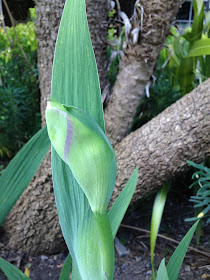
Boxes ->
[94,211,115,280]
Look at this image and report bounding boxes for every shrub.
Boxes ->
[0,8,40,157]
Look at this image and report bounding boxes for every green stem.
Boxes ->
[94,211,115,280]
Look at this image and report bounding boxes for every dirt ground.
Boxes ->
[0,186,209,280]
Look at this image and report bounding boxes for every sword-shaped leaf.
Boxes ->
[108,168,138,238]
[150,183,169,279]
[50,0,115,279]
[167,220,199,280]
[156,259,169,280]
[0,257,29,280]
[0,127,50,225]
[59,255,71,280]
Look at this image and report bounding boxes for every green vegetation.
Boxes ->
[127,0,210,130]
[0,8,40,158]
[0,1,208,279]
[186,161,210,223]
[133,12,210,129]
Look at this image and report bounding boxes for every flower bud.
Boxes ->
[46,99,116,212]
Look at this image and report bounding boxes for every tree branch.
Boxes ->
[111,78,210,204]
[104,0,181,146]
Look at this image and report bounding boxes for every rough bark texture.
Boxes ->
[35,0,64,126]
[111,78,210,204]
[3,0,109,255]
[104,0,181,146]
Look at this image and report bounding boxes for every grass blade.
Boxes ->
[0,257,29,280]
[150,183,169,279]
[59,254,71,280]
[156,259,169,280]
[108,168,138,238]
[0,126,50,225]
[166,220,199,280]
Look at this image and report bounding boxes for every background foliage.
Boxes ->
[0,8,40,158]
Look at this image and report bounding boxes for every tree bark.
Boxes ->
[104,0,181,146]
[111,78,210,204]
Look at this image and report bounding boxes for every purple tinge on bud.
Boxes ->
[64,115,71,162]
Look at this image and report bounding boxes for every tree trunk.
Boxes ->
[104,0,181,146]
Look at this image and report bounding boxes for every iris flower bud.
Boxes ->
[46,99,116,213]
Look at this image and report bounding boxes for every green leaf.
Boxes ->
[182,30,193,42]
[193,0,204,16]
[190,0,204,44]
[167,38,183,66]
[59,254,71,280]
[51,0,104,129]
[0,126,50,226]
[71,261,82,280]
[150,183,169,279]
[0,257,29,280]
[178,57,195,95]
[183,0,204,45]
[167,220,199,280]
[156,259,169,280]
[205,11,210,35]
[198,55,206,80]
[52,153,107,280]
[205,11,210,28]
[187,160,207,172]
[195,219,202,245]
[204,55,210,77]
[50,0,114,279]
[186,39,210,57]
[108,168,138,238]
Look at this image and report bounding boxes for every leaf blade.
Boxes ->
[51,0,104,128]
[150,183,169,279]
[178,57,195,95]
[166,220,199,280]
[50,0,111,278]
[108,168,138,238]
[51,150,106,280]
[186,39,210,57]
[0,126,50,225]
[156,259,169,280]
[0,257,29,280]
[59,254,71,280]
